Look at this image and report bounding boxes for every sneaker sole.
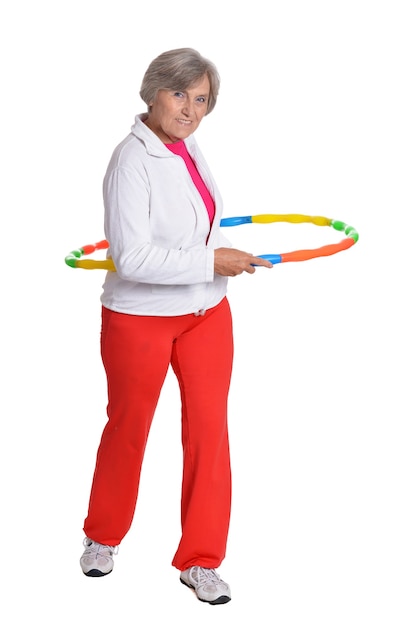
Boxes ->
[205,595,231,605]
[180,577,231,605]
[83,568,113,577]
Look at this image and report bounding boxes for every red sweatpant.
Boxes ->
[83,297,233,571]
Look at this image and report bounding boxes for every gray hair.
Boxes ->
[140,48,220,115]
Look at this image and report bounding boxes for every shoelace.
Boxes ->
[83,538,119,557]
[194,568,223,589]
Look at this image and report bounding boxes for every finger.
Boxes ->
[250,256,274,268]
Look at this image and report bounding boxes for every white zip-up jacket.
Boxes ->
[101,114,231,316]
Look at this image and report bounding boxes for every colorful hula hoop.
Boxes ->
[64,213,359,270]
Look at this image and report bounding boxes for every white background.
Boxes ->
[1,1,416,624]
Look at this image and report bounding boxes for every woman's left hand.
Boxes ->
[214,247,273,276]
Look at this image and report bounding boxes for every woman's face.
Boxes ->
[145,73,210,143]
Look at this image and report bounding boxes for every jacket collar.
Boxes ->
[131,113,197,157]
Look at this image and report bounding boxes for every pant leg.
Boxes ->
[83,307,174,546]
[171,297,234,570]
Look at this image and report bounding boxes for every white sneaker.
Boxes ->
[180,566,231,604]
[80,537,118,577]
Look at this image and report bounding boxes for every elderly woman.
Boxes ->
[79,47,272,605]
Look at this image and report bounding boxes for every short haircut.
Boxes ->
[140,48,220,115]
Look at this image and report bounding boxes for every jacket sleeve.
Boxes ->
[103,165,215,285]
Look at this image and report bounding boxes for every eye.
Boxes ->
[196,96,207,103]
[173,91,184,98]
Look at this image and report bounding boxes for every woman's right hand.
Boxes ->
[214,247,273,276]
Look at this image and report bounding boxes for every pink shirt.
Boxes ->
[166,141,215,225]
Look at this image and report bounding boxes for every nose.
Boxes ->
[181,98,194,116]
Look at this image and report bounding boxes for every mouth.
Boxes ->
[176,118,192,126]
